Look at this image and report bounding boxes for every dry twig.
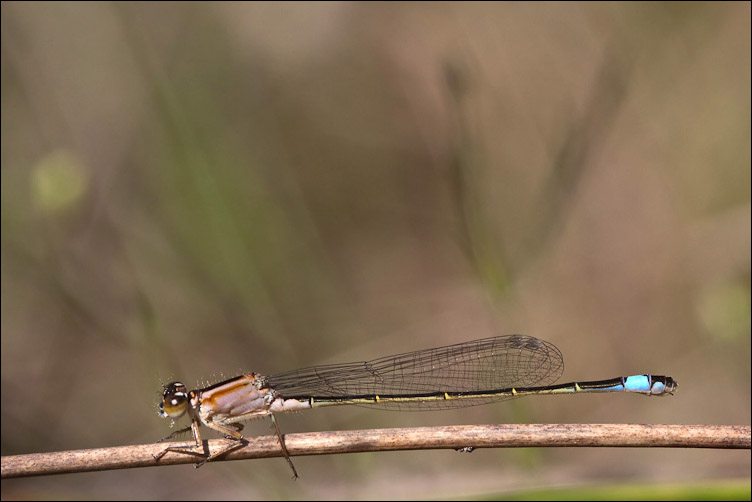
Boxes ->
[2,423,749,479]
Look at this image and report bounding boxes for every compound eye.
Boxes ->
[159,382,189,418]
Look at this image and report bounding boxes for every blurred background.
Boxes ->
[1,2,750,499]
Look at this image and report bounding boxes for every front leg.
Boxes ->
[154,419,207,462]
[156,424,193,443]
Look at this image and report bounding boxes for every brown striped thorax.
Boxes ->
[158,373,314,426]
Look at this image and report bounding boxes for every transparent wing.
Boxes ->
[264,335,564,410]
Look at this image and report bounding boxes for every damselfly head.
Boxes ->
[159,382,189,418]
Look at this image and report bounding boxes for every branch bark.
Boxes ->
[2,423,749,479]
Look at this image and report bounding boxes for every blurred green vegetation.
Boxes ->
[1,2,749,500]
[487,480,751,501]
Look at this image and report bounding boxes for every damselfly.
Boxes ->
[154,334,677,477]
